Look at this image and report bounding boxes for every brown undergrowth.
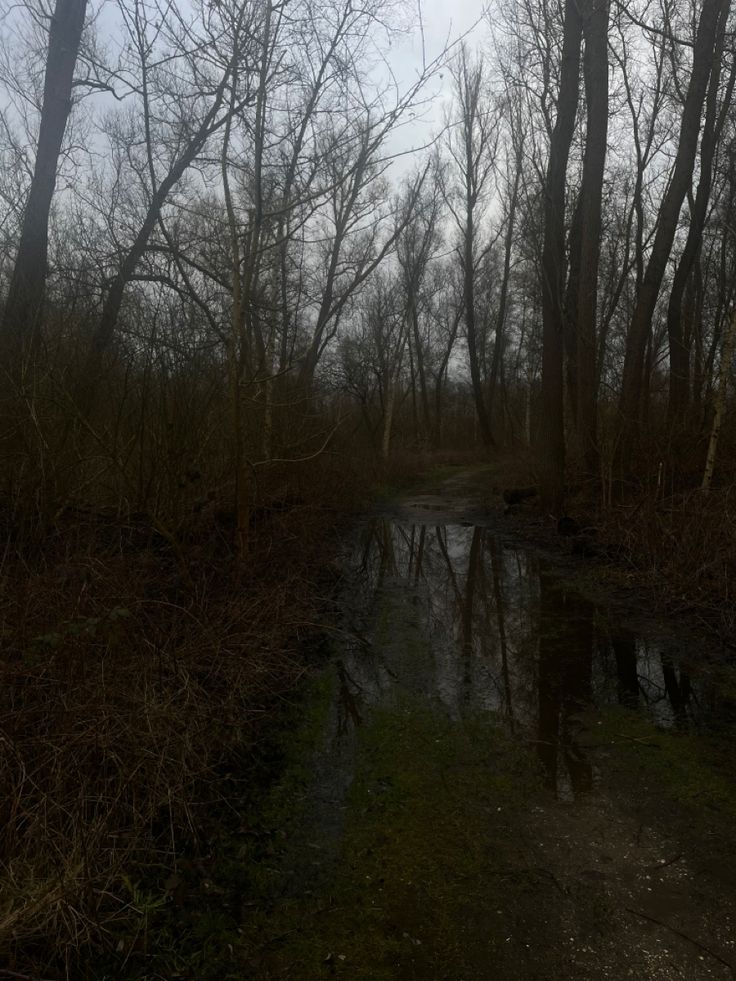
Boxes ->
[497,449,736,644]
[0,451,361,978]
[598,483,736,637]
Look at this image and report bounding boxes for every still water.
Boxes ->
[337,505,711,799]
[246,496,736,980]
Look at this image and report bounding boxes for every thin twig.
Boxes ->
[625,907,736,977]
[0,970,58,981]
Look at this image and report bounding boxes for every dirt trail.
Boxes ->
[241,468,736,980]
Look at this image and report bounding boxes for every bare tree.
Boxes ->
[666,5,734,429]
[444,45,498,451]
[618,0,730,472]
[702,307,736,493]
[566,0,610,474]
[538,0,583,511]
[398,167,442,444]
[2,0,87,355]
[87,0,258,367]
[487,77,527,443]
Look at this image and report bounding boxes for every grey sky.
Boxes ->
[384,0,488,166]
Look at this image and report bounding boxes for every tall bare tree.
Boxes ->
[566,0,610,473]
[618,0,730,472]
[666,4,734,429]
[538,0,583,511]
[2,0,87,355]
[445,45,498,451]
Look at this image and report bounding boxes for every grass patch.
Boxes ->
[584,706,736,879]
[239,690,549,980]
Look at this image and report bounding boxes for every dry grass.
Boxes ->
[500,440,736,643]
[599,483,736,636]
[0,452,357,978]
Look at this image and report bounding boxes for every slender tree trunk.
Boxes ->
[702,310,736,494]
[538,0,583,512]
[574,0,610,474]
[382,331,406,460]
[618,0,728,471]
[221,74,249,556]
[407,326,420,444]
[488,163,521,441]
[464,212,494,449]
[701,209,736,419]
[564,194,583,426]
[382,375,398,461]
[2,0,87,354]
[433,310,461,448]
[410,303,432,439]
[667,12,733,428]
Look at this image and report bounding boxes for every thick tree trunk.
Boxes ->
[618,0,728,472]
[2,0,87,353]
[538,0,583,513]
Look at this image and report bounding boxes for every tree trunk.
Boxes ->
[667,10,733,429]
[2,0,87,354]
[574,0,610,474]
[382,375,398,461]
[618,0,728,471]
[488,162,521,442]
[410,302,432,439]
[702,310,736,495]
[464,213,494,450]
[538,0,583,513]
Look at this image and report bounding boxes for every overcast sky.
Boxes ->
[383,0,489,166]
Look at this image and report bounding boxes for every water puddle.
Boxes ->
[340,511,721,799]
[244,499,736,980]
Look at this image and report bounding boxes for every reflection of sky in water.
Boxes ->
[340,515,714,798]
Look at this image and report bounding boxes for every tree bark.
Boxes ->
[410,302,432,440]
[538,0,583,512]
[573,0,610,474]
[618,0,728,472]
[2,0,87,354]
[702,310,736,494]
[488,161,521,442]
[463,207,494,449]
[666,10,733,428]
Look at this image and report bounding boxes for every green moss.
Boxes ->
[240,691,545,980]
[585,706,736,846]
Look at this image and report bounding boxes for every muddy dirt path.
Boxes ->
[241,468,736,980]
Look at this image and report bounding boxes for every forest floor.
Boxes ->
[23,460,734,979]
[225,464,736,981]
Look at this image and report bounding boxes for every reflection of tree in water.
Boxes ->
[488,537,515,730]
[356,519,553,719]
[461,528,482,706]
[537,573,593,797]
[336,661,363,735]
[661,651,692,727]
[608,631,694,726]
[349,517,705,767]
[612,634,638,707]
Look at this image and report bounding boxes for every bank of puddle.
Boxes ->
[243,499,736,980]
